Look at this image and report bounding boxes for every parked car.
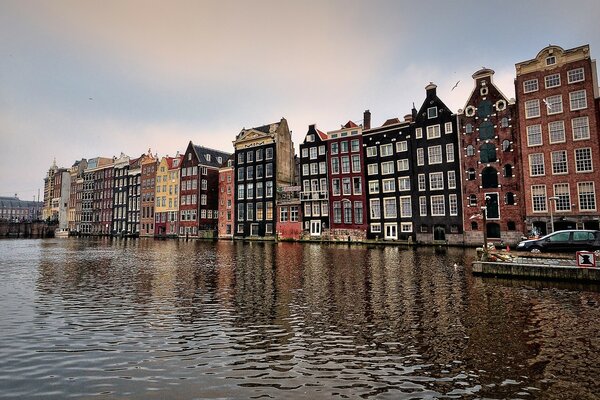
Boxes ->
[516,229,600,253]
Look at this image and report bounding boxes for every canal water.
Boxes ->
[0,238,599,399]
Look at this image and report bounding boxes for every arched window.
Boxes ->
[480,143,497,163]
[502,140,511,151]
[507,221,516,231]
[468,168,476,180]
[471,221,478,230]
[465,123,473,134]
[477,100,493,117]
[479,121,494,140]
[504,164,513,177]
[469,194,477,206]
[501,117,509,128]
[505,192,515,205]
[466,145,475,156]
[481,167,498,188]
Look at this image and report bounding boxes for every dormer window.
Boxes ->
[217,156,222,164]
[188,153,192,161]
[427,107,437,119]
[307,134,315,142]
[206,154,211,162]
[173,159,179,167]
[546,56,556,66]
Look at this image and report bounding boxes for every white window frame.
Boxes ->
[544,73,561,89]
[429,172,444,190]
[523,79,538,93]
[444,122,453,134]
[415,127,423,139]
[529,153,545,176]
[569,90,587,111]
[548,120,565,144]
[366,146,377,157]
[426,124,441,139]
[397,159,409,171]
[380,143,393,157]
[430,195,445,216]
[545,95,563,115]
[427,107,437,119]
[446,143,455,162]
[568,68,585,84]
[572,116,590,141]
[524,99,540,119]
[575,147,593,173]
[527,124,542,147]
[428,145,442,164]
[396,141,408,152]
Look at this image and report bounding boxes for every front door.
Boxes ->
[385,223,397,240]
[310,220,321,236]
[434,225,446,241]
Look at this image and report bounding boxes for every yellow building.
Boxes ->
[155,154,182,236]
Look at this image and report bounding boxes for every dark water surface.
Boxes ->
[1,238,599,399]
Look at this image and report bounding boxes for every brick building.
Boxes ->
[154,154,182,237]
[459,68,525,245]
[217,155,234,239]
[515,44,600,235]
[140,152,157,237]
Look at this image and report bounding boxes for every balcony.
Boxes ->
[300,191,329,201]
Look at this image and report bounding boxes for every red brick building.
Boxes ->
[218,156,234,239]
[326,121,368,241]
[459,68,525,245]
[276,185,302,240]
[516,44,600,235]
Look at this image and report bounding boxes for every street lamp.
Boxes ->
[548,196,558,233]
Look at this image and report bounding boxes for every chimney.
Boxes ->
[404,114,413,122]
[363,110,371,130]
[425,82,437,96]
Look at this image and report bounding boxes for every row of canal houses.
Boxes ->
[43,44,600,245]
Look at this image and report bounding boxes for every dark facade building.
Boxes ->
[459,68,525,245]
[413,83,463,244]
[233,118,295,239]
[326,121,368,241]
[516,44,600,235]
[179,141,231,238]
[97,163,114,235]
[112,153,130,235]
[299,124,329,237]
[140,153,157,237]
[68,159,87,232]
[363,113,414,241]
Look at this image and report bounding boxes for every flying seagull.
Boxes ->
[451,80,460,91]
[89,97,93,100]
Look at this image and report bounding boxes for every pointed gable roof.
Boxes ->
[382,118,401,127]
[343,120,359,129]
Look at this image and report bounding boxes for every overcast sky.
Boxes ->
[1,0,599,200]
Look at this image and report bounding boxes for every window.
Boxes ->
[333,202,342,223]
[265,181,273,197]
[504,164,513,178]
[340,141,349,153]
[446,143,455,162]
[380,143,393,157]
[367,164,378,175]
[397,159,409,171]
[247,166,254,180]
[527,125,542,146]
[429,172,444,190]
[332,179,340,195]
[415,128,423,139]
[465,123,473,134]
[368,180,379,194]
[396,141,407,152]
[331,142,339,155]
[340,156,350,173]
[572,117,590,140]
[546,56,556,65]
[505,192,515,205]
[502,140,511,152]
[350,139,359,152]
[265,163,273,177]
[501,117,509,128]
[256,148,263,161]
[469,194,477,206]
[482,167,498,188]
[352,177,362,195]
[467,168,476,180]
[447,171,456,189]
[309,147,317,159]
[246,183,253,199]
[382,178,395,193]
[310,163,318,175]
[383,198,397,218]
[477,100,492,117]
[301,164,309,176]
[256,165,263,178]
[237,184,245,199]
[280,206,288,222]
[480,143,496,163]
[246,203,254,221]
[531,185,547,212]
[428,146,442,164]
[265,148,273,159]
[237,206,245,221]
[331,157,340,174]
[548,121,565,143]
[246,151,253,162]
[523,79,538,93]
[545,73,561,88]
[400,196,411,217]
[449,194,458,216]
[290,206,298,222]
[304,202,311,217]
[551,151,568,174]
[256,182,263,198]
[418,174,426,191]
[578,182,596,211]
[319,162,327,174]
[398,177,410,191]
[553,183,571,211]
[444,122,453,134]
[381,161,394,175]
[419,196,427,216]
[426,125,441,139]
[400,222,412,232]
[351,155,361,173]
[545,95,563,114]
[237,153,244,164]
[318,145,325,155]
[466,145,475,157]
[366,146,377,157]
[529,153,545,176]
[570,90,587,110]
[370,199,381,219]
[354,202,363,224]
[575,148,593,172]
[371,224,381,233]
[427,107,437,119]
[416,148,424,166]
[568,68,584,83]
[525,100,540,119]
[430,195,445,216]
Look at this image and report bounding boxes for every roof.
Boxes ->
[166,154,184,169]
[343,120,359,129]
[192,144,232,168]
[382,118,401,126]
[0,196,43,209]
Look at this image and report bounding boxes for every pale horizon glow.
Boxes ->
[1,0,599,199]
